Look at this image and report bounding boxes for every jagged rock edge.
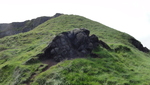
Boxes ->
[39,28,110,62]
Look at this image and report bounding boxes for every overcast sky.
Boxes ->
[0,0,150,49]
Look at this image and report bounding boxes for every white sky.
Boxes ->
[0,0,150,49]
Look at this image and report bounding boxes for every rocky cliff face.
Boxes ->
[39,28,110,62]
[0,13,62,38]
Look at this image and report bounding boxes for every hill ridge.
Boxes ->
[0,14,150,85]
[0,13,62,38]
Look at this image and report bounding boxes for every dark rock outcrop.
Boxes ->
[99,40,111,50]
[39,28,110,62]
[0,13,62,38]
[130,38,149,52]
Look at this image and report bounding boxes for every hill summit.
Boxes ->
[0,14,150,85]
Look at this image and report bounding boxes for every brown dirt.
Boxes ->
[24,59,58,85]
[41,59,58,68]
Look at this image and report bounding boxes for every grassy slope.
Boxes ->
[0,14,150,85]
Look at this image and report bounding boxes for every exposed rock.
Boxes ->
[39,28,110,62]
[99,40,111,50]
[0,13,63,38]
[130,38,149,52]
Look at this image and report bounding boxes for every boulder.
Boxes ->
[40,28,110,62]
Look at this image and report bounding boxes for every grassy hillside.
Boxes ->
[0,13,62,38]
[0,14,150,85]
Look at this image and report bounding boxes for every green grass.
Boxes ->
[0,14,150,85]
[32,46,150,85]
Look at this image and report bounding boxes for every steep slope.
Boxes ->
[0,13,62,38]
[0,14,150,85]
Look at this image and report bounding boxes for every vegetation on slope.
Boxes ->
[0,14,150,85]
[0,13,62,38]
[31,45,150,85]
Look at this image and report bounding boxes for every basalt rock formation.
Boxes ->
[130,38,149,52]
[39,28,110,62]
[0,13,62,38]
